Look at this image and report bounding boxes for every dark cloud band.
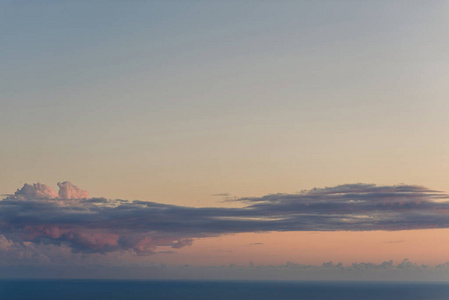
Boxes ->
[1,182,448,254]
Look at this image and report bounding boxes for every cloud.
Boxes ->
[212,193,230,197]
[1,182,449,259]
[57,181,89,199]
[3,259,448,281]
[171,239,193,249]
[13,183,58,200]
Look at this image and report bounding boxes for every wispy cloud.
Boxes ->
[211,193,230,197]
[0,182,448,258]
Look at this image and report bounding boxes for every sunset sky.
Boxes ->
[2,1,449,279]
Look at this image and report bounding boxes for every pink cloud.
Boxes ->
[57,181,89,199]
[14,183,58,200]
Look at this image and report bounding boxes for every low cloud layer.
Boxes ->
[1,182,449,257]
[3,259,449,281]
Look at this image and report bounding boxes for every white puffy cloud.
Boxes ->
[57,181,89,199]
[13,183,58,200]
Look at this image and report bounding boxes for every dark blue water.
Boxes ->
[1,280,449,300]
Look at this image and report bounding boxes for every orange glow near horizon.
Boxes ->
[151,229,449,266]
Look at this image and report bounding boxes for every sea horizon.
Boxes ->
[2,279,449,300]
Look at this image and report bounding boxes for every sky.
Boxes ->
[1,1,449,280]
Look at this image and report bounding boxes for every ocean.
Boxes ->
[1,280,449,300]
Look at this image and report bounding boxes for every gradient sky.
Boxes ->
[2,1,449,279]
